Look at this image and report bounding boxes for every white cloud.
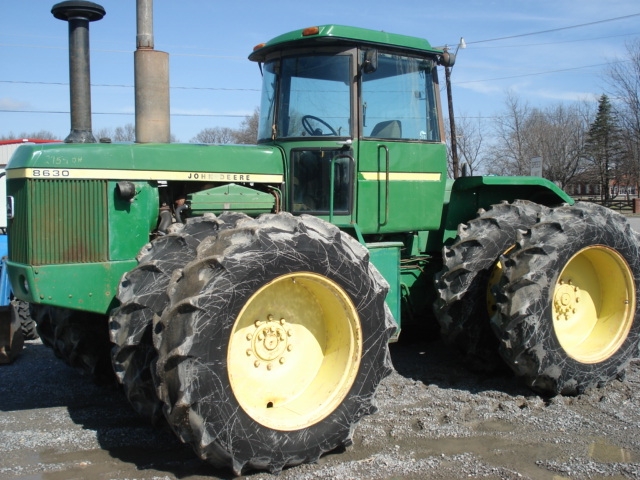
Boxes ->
[529,88,600,103]
[458,81,503,96]
[0,98,31,110]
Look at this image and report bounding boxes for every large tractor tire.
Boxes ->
[13,300,38,340]
[434,200,547,370]
[0,304,23,364]
[110,213,247,422]
[153,212,395,475]
[492,202,640,396]
[32,305,114,384]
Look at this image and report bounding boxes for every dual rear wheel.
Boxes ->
[436,201,640,396]
[492,202,640,395]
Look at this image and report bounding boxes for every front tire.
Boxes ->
[153,213,395,475]
[492,202,640,395]
[32,305,114,384]
[13,300,38,340]
[110,213,247,422]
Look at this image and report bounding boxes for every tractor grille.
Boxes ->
[9,179,109,265]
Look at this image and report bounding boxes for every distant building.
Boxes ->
[0,138,60,167]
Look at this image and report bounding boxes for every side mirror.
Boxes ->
[361,49,378,74]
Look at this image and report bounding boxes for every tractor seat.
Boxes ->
[370,120,402,139]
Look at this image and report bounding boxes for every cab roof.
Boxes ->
[249,24,442,62]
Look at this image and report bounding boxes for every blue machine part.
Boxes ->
[0,235,11,307]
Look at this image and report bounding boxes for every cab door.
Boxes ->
[356,51,447,234]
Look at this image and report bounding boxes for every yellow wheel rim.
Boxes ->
[486,257,505,316]
[227,272,362,431]
[552,245,636,364]
[486,245,515,316]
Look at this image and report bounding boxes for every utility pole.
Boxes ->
[444,38,465,179]
[444,55,458,179]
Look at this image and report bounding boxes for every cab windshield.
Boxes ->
[258,54,351,141]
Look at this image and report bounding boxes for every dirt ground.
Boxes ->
[1,335,639,480]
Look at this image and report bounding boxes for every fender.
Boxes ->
[441,175,573,243]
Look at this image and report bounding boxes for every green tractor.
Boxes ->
[6,2,640,475]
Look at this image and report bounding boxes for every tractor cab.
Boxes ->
[250,25,452,236]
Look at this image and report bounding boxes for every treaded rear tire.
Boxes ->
[492,202,640,395]
[153,212,395,475]
[434,200,547,370]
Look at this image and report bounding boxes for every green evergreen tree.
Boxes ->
[585,95,624,201]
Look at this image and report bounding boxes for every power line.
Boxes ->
[0,109,585,124]
[0,43,246,59]
[5,58,627,92]
[0,80,259,92]
[470,31,640,49]
[0,109,249,118]
[465,13,640,45]
[6,14,640,58]
[455,62,617,85]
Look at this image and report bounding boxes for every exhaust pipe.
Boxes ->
[52,1,105,144]
[134,0,170,143]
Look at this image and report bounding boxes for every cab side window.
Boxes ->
[362,53,439,142]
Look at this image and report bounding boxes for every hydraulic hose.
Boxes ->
[175,204,190,224]
[157,209,173,235]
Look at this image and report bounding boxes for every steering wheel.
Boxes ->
[302,115,338,136]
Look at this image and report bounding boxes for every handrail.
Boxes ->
[329,153,355,224]
[377,145,390,226]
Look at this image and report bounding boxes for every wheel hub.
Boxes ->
[553,279,580,321]
[246,315,293,369]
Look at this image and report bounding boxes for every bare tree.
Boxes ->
[233,108,260,145]
[114,124,136,142]
[445,113,486,176]
[190,127,236,144]
[529,103,592,189]
[95,124,135,142]
[607,39,640,194]
[190,108,260,145]
[95,123,178,143]
[485,91,533,176]
[483,92,593,189]
[1,130,59,140]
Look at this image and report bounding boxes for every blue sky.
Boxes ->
[1,0,639,142]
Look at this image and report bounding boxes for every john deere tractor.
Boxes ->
[5,1,640,475]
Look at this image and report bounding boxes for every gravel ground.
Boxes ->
[1,336,639,480]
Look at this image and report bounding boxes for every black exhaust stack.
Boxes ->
[52,1,105,143]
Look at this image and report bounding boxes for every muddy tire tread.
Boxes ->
[434,200,548,368]
[13,300,38,340]
[154,212,395,475]
[492,202,640,395]
[32,305,114,384]
[109,213,249,421]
